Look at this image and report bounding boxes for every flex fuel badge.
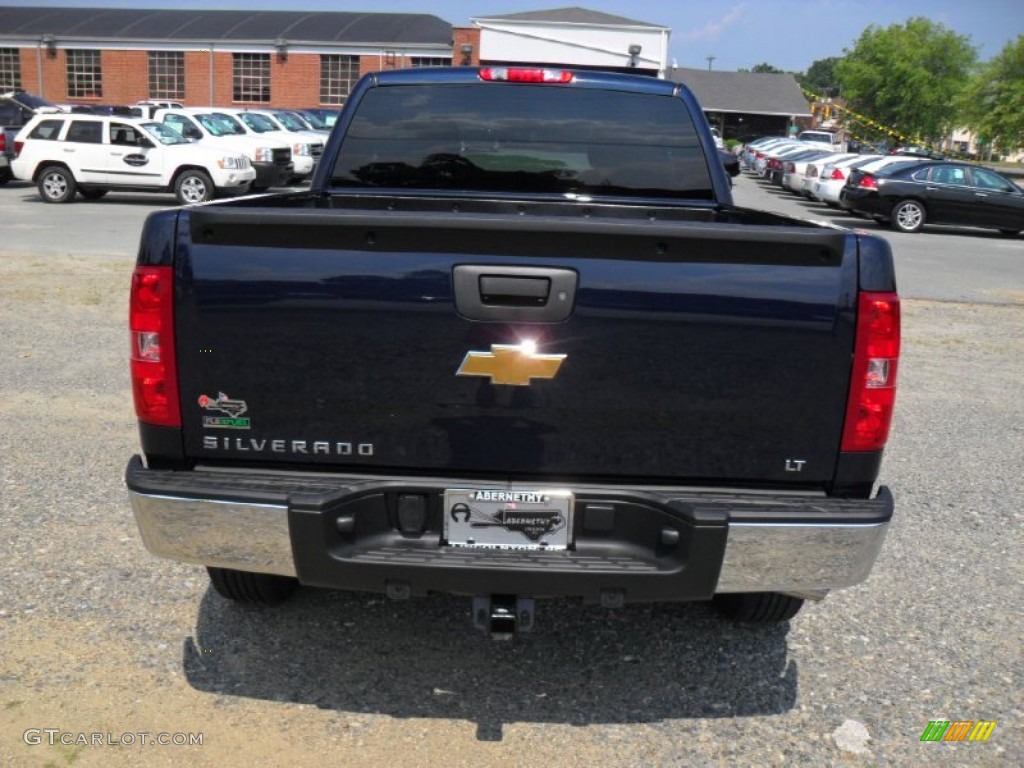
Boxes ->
[198,392,251,429]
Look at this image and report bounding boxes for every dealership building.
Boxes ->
[0,4,807,133]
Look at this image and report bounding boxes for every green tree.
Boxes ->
[739,62,785,74]
[835,17,976,142]
[796,57,841,97]
[958,35,1024,153]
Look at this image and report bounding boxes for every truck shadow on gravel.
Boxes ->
[184,587,796,740]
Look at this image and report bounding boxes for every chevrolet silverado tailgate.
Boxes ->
[175,204,856,485]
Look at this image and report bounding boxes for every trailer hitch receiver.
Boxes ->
[473,595,535,638]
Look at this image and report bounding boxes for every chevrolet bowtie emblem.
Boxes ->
[456,343,567,386]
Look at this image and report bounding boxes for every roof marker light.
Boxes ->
[479,68,574,84]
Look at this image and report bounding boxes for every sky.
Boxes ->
[2,0,1021,72]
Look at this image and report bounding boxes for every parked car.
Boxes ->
[214,107,322,183]
[801,154,859,198]
[134,101,185,119]
[0,130,10,184]
[826,156,923,210]
[810,155,883,206]
[55,103,138,117]
[797,130,843,152]
[262,109,330,137]
[762,144,817,183]
[155,107,293,190]
[11,113,254,204]
[783,151,853,195]
[2,90,64,183]
[840,160,1023,235]
[126,66,900,631]
[889,145,945,160]
[297,108,340,129]
[718,148,739,180]
[740,137,790,170]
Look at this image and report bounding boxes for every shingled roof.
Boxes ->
[476,6,665,29]
[0,6,451,45]
[669,67,811,116]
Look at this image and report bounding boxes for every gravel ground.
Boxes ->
[0,177,1022,766]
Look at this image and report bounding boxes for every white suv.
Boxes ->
[12,114,255,204]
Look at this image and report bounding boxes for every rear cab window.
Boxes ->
[330,83,713,200]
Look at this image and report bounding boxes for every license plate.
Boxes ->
[443,489,573,550]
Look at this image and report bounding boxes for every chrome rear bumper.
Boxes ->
[128,465,891,598]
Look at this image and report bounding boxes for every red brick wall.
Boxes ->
[452,27,481,66]
[17,47,40,94]
[97,50,149,103]
[20,47,65,102]
[268,51,319,109]
[11,45,465,108]
[184,50,212,105]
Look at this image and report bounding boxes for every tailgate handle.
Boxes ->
[453,265,577,323]
[479,276,550,305]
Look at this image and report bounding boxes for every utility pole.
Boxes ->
[706,55,716,71]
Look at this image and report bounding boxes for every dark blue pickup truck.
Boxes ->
[126,67,899,633]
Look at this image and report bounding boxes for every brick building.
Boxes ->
[0,5,479,109]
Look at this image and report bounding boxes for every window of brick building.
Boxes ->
[409,57,451,68]
[0,48,21,90]
[148,52,185,100]
[233,53,270,103]
[66,50,103,98]
[319,55,359,105]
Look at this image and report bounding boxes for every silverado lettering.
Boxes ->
[126,67,899,635]
[202,436,374,456]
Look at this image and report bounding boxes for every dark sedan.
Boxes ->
[840,161,1024,235]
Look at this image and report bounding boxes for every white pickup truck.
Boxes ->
[213,107,324,183]
[797,130,844,152]
[11,113,255,204]
[155,108,295,191]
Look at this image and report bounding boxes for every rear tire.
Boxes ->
[891,199,926,233]
[174,169,214,205]
[206,566,298,605]
[37,165,77,203]
[713,592,805,622]
[0,167,12,186]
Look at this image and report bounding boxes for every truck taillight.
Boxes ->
[130,266,180,427]
[841,292,900,452]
